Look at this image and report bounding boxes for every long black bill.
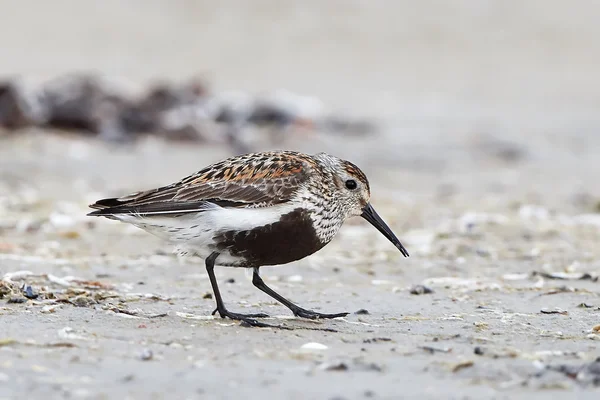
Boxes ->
[361,203,409,257]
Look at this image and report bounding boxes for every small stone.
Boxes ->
[202,293,213,299]
[300,342,328,351]
[70,295,97,308]
[22,285,38,299]
[371,280,393,286]
[41,304,60,314]
[139,349,153,361]
[225,278,235,284]
[7,297,27,304]
[409,284,433,295]
[355,309,369,315]
[474,346,485,355]
[320,362,348,371]
[419,345,452,354]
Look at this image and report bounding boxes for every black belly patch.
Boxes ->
[213,208,325,267]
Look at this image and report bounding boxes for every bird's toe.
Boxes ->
[294,309,348,320]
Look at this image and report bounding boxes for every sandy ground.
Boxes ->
[2,1,600,399]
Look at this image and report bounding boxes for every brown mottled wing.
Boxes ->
[88,152,312,216]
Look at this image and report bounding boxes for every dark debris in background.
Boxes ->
[0,73,378,152]
[535,358,600,388]
[409,284,434,295]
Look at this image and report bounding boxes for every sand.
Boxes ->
[1,1,600,399]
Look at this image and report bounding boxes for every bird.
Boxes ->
[88,151,409,327]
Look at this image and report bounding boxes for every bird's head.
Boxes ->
[313,152,409,257]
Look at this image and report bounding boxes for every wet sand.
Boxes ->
[1,1,600,399]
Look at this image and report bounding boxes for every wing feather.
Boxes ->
[88,151,313,216]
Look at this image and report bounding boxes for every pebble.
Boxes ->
[7,297,27,304]
[41,304,61,314]
[22,285,38,299]
[139,349,153,361]
[58,327,87,340]
[319,362,348,371]
[300,342,328,351]
[409,284,434,295]
[371,280,393,286]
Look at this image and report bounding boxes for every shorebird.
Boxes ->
[88,151,409,326]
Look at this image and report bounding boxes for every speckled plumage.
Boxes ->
[88,150,408,325]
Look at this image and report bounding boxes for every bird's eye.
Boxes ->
[345,179,358,190]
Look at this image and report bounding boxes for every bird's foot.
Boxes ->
[212,307,271,327]
[292,308,349,320]
[211,307,269,318]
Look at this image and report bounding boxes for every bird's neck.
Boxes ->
[293,184,345,244]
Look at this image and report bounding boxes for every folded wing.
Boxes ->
[88,152,311,217]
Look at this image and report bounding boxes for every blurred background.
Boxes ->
[1,0,598,210]
[1,1,600,397]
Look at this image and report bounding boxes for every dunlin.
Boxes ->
[88,151,408,326]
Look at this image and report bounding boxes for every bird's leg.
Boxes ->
[204,253,270,326]
[252,267,348,320]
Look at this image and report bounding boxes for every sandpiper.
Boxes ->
[88,151,409,326]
